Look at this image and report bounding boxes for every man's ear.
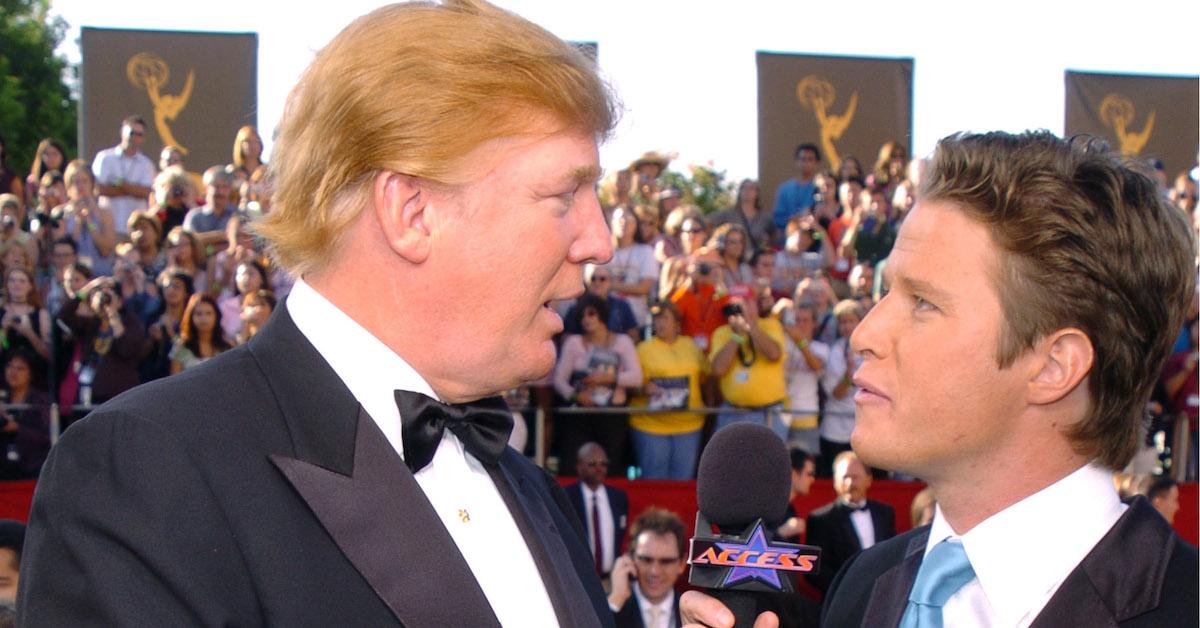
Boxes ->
[373,171,431,264]
[1027,328,1094,406]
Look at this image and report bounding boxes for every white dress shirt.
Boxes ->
[926,463,1127,627]
[288,279,558,627]
[843,499,877,550]
[581,483,616,573]
[633,582,676,628]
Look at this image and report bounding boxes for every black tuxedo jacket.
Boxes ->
[613,590,681,628]
[805,498,896,594]
[19,304,614,627]
[822,496,1199,627]
[565,480,630,571]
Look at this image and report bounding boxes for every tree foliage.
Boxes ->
[0,0,77,177]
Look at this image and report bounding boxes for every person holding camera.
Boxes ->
[0,267,51,390]
[0,350,49,480]
[657,210,707,299]
[58,277,146,407]
[709,289,787,441]
[669,249,730,353]
[150,165,197,239]
[774,213,834,297]
[51,160,116,278]
[0,195,37,273]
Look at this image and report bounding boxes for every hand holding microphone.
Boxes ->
[682,423,821,627]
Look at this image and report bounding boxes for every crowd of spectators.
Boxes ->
[0,117,286,479]
[550,141,1200,484]
[0,121,1196,487]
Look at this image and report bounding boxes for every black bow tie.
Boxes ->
[395,390,514,473]
[842,501,868,512]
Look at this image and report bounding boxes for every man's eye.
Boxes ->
[914,295,936,312]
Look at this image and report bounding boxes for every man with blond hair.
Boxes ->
[684,132,1197,627]
[20,2,618,625]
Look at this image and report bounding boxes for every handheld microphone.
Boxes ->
[689,423,821,627]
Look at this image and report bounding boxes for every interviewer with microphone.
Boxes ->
[683,132,1197,626]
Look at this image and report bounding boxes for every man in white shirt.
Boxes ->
[683,132,1197,627]
[564,442,630,580]
[91,115,155,237]
[609,508,686,628]
[20,2,619,626]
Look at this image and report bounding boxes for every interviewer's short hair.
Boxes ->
[259,0,617,274]
[921,131,1195,469]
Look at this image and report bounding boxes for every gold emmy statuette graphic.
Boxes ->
[126,52,195,155]
[796,75,858,170]
[1098,93,1155,156]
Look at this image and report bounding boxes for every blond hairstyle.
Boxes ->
[63,159,93,190]
[921,131,1195,469]
[257,0,617,274]
[232,125,262,168]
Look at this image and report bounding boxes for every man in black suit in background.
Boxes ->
[566,442,630,580]
[19,1,620,626]
[805,451,895,595]
[608,508,686,628]
[683,133,1197,627]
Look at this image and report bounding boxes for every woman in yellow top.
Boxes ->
[632,302,707,479]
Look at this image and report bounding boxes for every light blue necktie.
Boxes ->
[899,539,976,628]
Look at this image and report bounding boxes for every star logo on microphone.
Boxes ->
[714,522,796,589]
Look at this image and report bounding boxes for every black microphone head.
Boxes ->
[696,423,791,530]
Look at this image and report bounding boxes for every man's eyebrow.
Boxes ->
[567,165,603,186]
[889,272,953,301]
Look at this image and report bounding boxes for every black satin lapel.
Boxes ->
[270,409,500,628]
[1032,497,1174,627]
[1028,570,1117,628]
[489,451,604,628]
[860,530,927,628]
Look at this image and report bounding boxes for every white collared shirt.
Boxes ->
[633,582,675,628]
[581,483,616,573]
[288,279,558,627]
[927,463,1127,627]
[842,499,876,550]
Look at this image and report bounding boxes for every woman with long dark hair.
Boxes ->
[24,138,67,206]
[170,293,231,373]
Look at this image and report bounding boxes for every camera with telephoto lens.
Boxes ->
[698,262,713,276]
[721,303,742,319]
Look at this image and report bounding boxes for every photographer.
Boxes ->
[149,165,196,239]
[59,277,146,407]
[709,287,787,440]
[668,251,730,352]
[51,160,116,278]
[0,350,49,480]
[0,268,52,387]
[0,195,37,274]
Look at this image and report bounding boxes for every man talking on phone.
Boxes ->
[609,508,687,628]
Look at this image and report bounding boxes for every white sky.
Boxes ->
[49,0,1200,181]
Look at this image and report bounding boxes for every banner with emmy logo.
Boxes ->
[80,27,257,173]
[756,52,913,203]
[1065,71,1199,177]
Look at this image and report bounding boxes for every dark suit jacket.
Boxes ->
[565,480,630,571]
[823,496,1199,627]
[805,498,896,594]
[613,590,682,628]
[19,304,614,627]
